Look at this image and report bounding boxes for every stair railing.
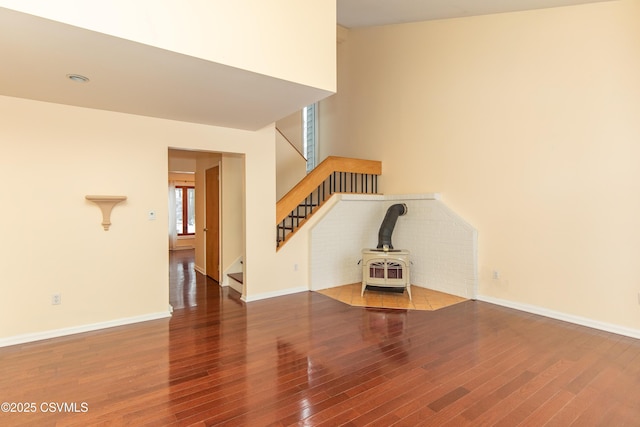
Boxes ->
[276,156,382,248]
[276,127,306,160]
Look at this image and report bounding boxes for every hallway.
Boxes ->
[169,249,235,310]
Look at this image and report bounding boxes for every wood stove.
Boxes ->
[361,203,410,299]
[361,249,411,300]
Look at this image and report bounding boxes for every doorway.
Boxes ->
[168,149,244,296]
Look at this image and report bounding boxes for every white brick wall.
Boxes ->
[310,194,477,299]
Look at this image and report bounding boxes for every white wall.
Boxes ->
[320,0,640,332]
[310,195,477,299]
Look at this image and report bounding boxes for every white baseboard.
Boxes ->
[0,311,172,348]
[477,295,640,340]
[242,287,308,303]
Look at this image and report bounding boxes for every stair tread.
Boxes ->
[228,272,243,284]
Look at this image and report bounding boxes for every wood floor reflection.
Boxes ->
[0,249,639,425]
[169,249,218,309]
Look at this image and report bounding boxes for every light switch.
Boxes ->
[148,210,156,220]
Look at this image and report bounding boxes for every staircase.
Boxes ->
[276,156,382,248]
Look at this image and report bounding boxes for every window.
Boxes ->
[303,103,317,172]
[175,186,195,235]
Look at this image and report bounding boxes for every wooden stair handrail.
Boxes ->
[276,156,381,224]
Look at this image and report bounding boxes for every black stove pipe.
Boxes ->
[377,203,407,250]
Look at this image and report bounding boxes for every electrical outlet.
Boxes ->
[294,263,298,271]
[492,270,500,280]
[51,293,61,305]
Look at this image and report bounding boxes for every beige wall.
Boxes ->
[168,150,198,173]
[319,25,351,163]
[168,172,195,182]
[0,95,282,340]
[276,111,304,154]
[0,0,336,92]
[276,131,307,200]
[0,0,336,344]
[0,96,169,338]
[220,153,245,284]
[275,111,308,201]
[321,0,640,330]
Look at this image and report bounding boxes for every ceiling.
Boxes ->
[0,7,329,131]
[0,2,614,131]
[337,0,615,28]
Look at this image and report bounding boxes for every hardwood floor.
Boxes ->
[1,249,639,426]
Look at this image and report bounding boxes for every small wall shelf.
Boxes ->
[85,195,127,231]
